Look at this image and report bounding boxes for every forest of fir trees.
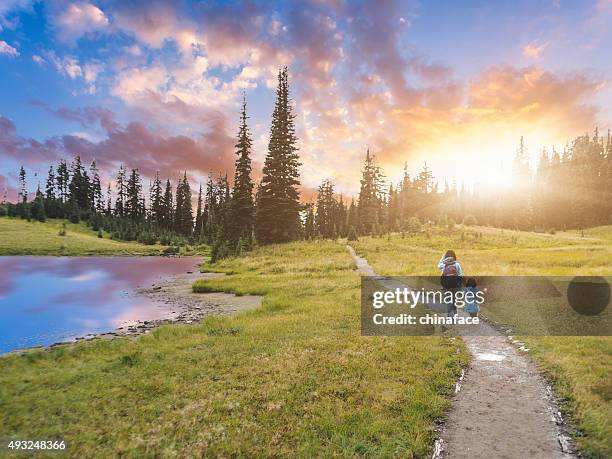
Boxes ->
[0,68,302,260]
[3,66,612,259]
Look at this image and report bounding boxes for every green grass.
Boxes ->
[0,240,467,457]
[0,217,209,256]
[352,225,612,458]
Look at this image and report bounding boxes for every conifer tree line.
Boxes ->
[0,68,302,257]
[3,66,611,253]
[307,128,612,238]
[404,129,612,232]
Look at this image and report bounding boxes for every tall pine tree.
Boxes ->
[315,179,336,238]
[90,161,103,213]
[358,149,383,234]
[150,171,164,227]
[125,168,144,221]
[18,166,27,203]
[174,172,193,236]
[115,165,127,217]
[228,93,255,243]
[45,165,56,200]
[255,67,301,244]
[194,183,204,240]
[162,179,173,230]
[56,159,69,203]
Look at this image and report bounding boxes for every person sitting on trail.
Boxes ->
[438,250,463,317]
[464,277,480,318]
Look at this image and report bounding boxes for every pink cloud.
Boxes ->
[59,116,235,182]
[0,40,19,57]
[1,105,235,187]
[51,1,109,42]
[112,0,188,49]
[0,116,63,165]
[466,65,605,127]
[522,42,547,60]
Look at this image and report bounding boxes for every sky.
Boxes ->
[1,0,611,201]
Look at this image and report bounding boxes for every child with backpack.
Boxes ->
[438,250,463,317]
[464,278,480,318]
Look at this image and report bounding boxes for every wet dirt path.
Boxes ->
[346,245,576,459]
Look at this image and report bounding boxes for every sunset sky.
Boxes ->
[1,0,611,200]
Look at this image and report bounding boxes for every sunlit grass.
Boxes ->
[0,240,467,457]
[352,225,612,458]
[0,217,209,256]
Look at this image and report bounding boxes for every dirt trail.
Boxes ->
[346,245,576,459]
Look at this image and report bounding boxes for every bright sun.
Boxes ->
[413,147,515,192]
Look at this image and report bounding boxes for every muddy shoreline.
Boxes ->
[7,270,262,354]
[81,271,262,341]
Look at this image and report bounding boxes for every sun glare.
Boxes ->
[409,144,515,193]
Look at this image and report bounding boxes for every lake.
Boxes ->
[0,256,201,353]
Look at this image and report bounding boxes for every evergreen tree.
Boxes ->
[228,93,255,243]
[533,148,551,229]
[43,164,62,218]
[125,168,144,221]
[115,165,127,217]
[509,137,533,229]
[30,186,46,222]
[162,179,173,230]
[106,182,112,216]
[194,183,204,239]
[68,156,91,211]
[18,166,27,203]
[358,149,383,234]
[335,195,347,237]
[347,197,359,231]
[56,159,70,203]
[255,67,301,244]
[45,165,56,200]
[150,171,164,226]
[605,132,612,222]
[203,175,216,243]
[414,162,434,193]
[174,172,193,236]
[387,184,399,231]
[217,173,231,237]
[315,179,336,238]
[90,161,103,213]
[304,202,315,239]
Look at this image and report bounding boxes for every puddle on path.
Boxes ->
[475,352,506,361]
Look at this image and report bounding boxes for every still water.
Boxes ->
[0,256,201,353]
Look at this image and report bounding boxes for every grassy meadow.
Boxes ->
[352,225,612,458]
[1,221,609,457]
[0,217,208,256]
[0,240,467,457]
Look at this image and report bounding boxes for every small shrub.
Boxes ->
[347,226,358,241]
[548,228,556,235]
[97,229,103,238]
[463,214,478,226]
[58,223,67,236]
[162,246,180,255]
[407,217,421,233]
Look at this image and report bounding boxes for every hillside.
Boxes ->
[0,217,173,256]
